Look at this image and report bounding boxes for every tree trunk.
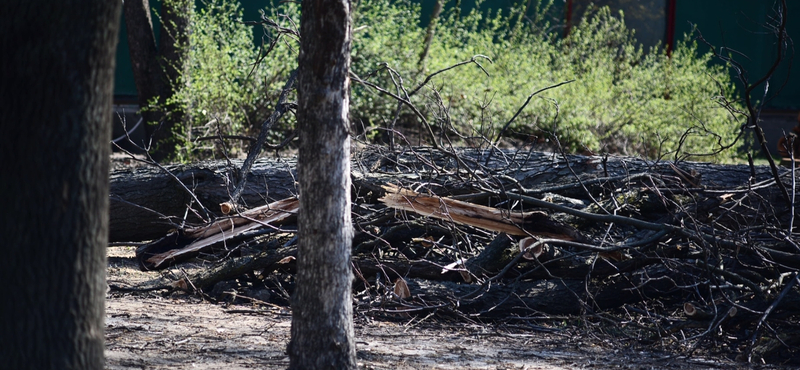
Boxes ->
[418,0,443,70]
[0,1,121,369]
[151,0,191,160]
[124,0,163,147]
[124,0,191,160]
[109,158,300,242]
[287,0,357,368]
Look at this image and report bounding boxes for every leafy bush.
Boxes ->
[170,0,745,162]
[167,0,297,161]
[352,1,744,162]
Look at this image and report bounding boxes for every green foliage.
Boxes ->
[373,2,744,161]
[349,0,426,133]
[542,7,743,162]
[170,0,744,162]
[168,0,297,161]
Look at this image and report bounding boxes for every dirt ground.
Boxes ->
[105,247,785,370]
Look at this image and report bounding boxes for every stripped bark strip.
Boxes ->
[139,197,299,269]
[379,184,582,240]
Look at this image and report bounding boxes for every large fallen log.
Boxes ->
[133,184,581,270]
[109,148,786,242]
[110,157,298,242]
[401,263,690,316]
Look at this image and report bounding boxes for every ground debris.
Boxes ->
[109,147,800,366]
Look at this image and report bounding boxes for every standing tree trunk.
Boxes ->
[287,0,356,369]
[124,0,191,161]
[0,1,121,369]
[418,0,443,71]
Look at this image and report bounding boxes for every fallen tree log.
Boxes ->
[110,157,298,242]
[399,263,690,316]
[109,148,786,242]
[107,143,800,364]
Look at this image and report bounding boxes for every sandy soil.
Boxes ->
[105,247,777,370]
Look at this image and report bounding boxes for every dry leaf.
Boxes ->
[420,236,434,248]
[598,251,625,262]
[393,278,411,299]
[459,270,473,283]
[173,279,189,291]
[277,256,296,264]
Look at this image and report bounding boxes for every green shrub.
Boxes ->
[167,0,297,161]
[349,0,426,135]
[169,0,745,163]
[411,3,742,161]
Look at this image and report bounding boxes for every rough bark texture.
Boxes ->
[124,0,191,160]
[287,0,357,368]
[109,158,299,242]
[123,0,163,144]
[106,159,303,241]
[418,0,443,69]
[124,0,161,102]
[0,1,121,368]
[402,264,691,317]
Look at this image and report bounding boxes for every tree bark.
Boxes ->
[109,158,299,242]
[124,0,164,147]
[418,0,443,70]
[124,0,191,160]
[151,0,191,159]
[287,0,357,368]
[0,1,121,368]
[401,264,690,316]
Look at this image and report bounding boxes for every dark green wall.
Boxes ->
[674,0,797,109]
[114,10,139,98]
[114,0,798,109]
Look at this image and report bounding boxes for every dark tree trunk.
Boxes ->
[109,158,300,242]
[124,0,164,146]
[124,0,191,160]
[0,1,121,369]
[151,0,191,159]
[287,0,357,369]
[418,0,443,70]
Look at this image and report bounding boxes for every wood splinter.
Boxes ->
[379,184,582,241]
[136,197,299,270]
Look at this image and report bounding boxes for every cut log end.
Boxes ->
[220,202,234,215]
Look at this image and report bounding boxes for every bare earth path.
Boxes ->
[104,248,777,370]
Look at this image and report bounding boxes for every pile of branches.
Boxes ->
[111,145,800,364]
[109,2,800,362]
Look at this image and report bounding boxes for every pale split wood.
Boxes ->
[145,197,299,268]
[379,184,579,240]
[380,184,530,236]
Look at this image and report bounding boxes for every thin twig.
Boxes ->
[230,70,297,205]
[493,79,574,146]
[747,272,799,363]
